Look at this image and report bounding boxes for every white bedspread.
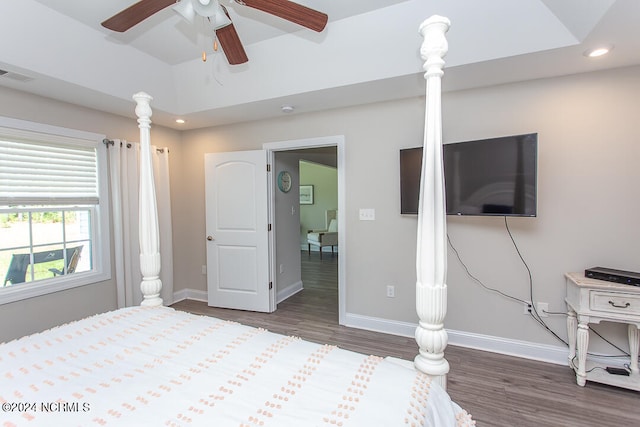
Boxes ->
[1,307,473,426]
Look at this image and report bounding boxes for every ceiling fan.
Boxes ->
[101,0,328,65]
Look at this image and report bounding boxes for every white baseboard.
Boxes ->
[172,291,623,369]
[277,281,303,304]
[344,312,417,338]
[343,312,570,366]
[173,285,305,306]
[173,288,207,304]
[447,329,570,366]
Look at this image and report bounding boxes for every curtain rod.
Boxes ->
[103,138,167,153]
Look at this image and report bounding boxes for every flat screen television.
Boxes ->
[400,133,537,216]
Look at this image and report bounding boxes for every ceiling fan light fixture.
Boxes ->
[176,0,231,29]
[192,0,222,18]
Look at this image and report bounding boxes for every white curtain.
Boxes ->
[108,140,174,307]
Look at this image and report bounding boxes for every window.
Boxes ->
[0,117,111,304]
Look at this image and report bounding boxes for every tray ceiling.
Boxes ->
[1,0,639,129]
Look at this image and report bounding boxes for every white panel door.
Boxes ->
[204,150,272,312]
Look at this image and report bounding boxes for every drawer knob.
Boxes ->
[608,300,630,309]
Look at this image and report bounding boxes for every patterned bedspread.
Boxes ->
[1,306,473,426]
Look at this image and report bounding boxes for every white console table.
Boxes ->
[565,272,640,391]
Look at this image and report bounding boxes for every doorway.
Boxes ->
[264,136,346,325]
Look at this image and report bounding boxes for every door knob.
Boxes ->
[207,235,214,241]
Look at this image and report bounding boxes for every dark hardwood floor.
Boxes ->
[171,251,640,427]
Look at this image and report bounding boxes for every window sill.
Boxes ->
[0,270,111,305]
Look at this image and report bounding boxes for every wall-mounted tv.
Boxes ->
[400,133,537,217]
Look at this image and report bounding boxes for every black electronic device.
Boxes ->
[400,133,538,216]
[584,267,640,287]
[605,367,630,376]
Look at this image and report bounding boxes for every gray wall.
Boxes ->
[2,65,639,356]
[273,152,302,298]
[442,66,639,352]
[0,86,182,342]
[175,65,640,354]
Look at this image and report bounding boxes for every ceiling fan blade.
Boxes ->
[102,0,177,32]
[217,23,248,65]
[216,7,248,65]
[240,0,328,32]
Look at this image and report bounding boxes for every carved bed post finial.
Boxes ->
[414,15,451,389]
[133,92,163,307]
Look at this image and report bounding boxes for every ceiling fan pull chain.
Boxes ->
[207,16,219,52]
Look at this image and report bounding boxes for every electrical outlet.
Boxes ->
[523,301,532,314]
[386,285,395,298]
[201,265,207,275]
[537,302,549,318]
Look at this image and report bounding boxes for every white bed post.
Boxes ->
[414,15,451,389]
[133,92,163,307]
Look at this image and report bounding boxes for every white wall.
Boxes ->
[175,65,640,356]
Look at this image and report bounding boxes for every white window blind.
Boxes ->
[0,116,111,306]
[0,137,98,205]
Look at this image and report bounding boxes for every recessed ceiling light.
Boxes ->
[175,119,186,124]
[583,45,614,58]
[281,105,294,113]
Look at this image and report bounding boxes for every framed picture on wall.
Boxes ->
[300,185,314,205]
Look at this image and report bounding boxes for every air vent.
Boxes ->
[0,69,34,82]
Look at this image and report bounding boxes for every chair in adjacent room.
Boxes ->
[307,210,338,259]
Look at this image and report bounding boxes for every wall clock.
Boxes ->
[277,170,292,193]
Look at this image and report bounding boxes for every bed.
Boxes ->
[1,16,473,427]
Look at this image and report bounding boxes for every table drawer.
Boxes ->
[590,291,640,316]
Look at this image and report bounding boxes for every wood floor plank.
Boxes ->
[171,251,640,426]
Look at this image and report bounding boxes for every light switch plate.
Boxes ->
[359,208,375,221]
